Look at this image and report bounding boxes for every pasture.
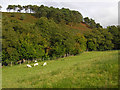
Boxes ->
[2,50,118,88]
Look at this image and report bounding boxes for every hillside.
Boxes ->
[2,12,37,24]
[2,12,91,66]
[2,12,92,36]
[2,5,120,66]
[2,50,118,88]
[67,22,92,34]
[1,4,119,89]
[2,12,91,33]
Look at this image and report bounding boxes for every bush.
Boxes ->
[11,13,15,17]
[20,14,25,20]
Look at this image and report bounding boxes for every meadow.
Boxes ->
[2,50,118,88]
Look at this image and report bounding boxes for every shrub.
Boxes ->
[20,14,25,20]
[11,13,15,17]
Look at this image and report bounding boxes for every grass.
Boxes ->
[2,50,118,88]
[0,63,1,90]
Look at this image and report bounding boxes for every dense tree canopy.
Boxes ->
[2,5,119,66]
[6,5,83,24]
[107,26,120,49]
[84,17,102,29]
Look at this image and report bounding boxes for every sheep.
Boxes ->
[34,63,38,66]
[27,64,32,68]
[35,60,37,63]
[43,62,47,66]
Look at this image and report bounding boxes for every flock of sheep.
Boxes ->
[27,60,47,68]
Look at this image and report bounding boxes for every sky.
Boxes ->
[0,0,119,27]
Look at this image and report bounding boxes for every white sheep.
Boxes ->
[35,60,37,62]
[34,63,38,66]
[43,62,47,66]
[27,64,32,68]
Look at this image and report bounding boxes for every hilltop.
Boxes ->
[2,12,92,33]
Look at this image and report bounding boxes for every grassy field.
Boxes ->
[2,50,118,88]
[0,63,1,90]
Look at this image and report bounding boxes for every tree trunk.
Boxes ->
[11,61,12,67]
[20,61,21,65]
[28,60,29,64]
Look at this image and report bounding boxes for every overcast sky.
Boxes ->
[0,0,119,27]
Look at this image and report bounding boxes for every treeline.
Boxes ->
[2,16,87,66]
[84,17,102,29]
[6,5,83,24]
[2,5,120,66]
[6,5,102,28]
[85,26,120,51]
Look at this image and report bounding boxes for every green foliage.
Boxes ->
[7,47,19,62]
[11,13,15,17]
[2,6,119,66]
[20,14,26,20]
[74,33,87,54]
[6,5,83,24]
[107,25,120,49]
[85,28,114,51]
[84,17,90,25]
[84,17,102,29]
[99,29,114,50]
[96,23,102,28]
[87,39,97,51]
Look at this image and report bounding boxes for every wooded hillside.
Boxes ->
[2,5,120,66]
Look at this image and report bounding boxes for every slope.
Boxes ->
[2,50,118,88]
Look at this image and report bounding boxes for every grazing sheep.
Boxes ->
[27,64,32,68]
[43,62,47,66]
[35,60,37,63]
[34,63,38,66]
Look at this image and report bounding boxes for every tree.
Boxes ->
[17,5,22,12]
[7,47,19,65]
[72,11,83,23]
[96,23,102,28]
[12,5,17,12]
[6,5,13,12]
[107,26,120,49]
[11,13,15,17]
[89,19,96,28]
[100,28,114,50]
[20,14,26,20]
[74,33,87,52]
[23,6,29,13]
[87,39,97,51]
[0,5,2,11]
[84,17,90,25]
[27,5,33,13]
[31,5,38,13]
